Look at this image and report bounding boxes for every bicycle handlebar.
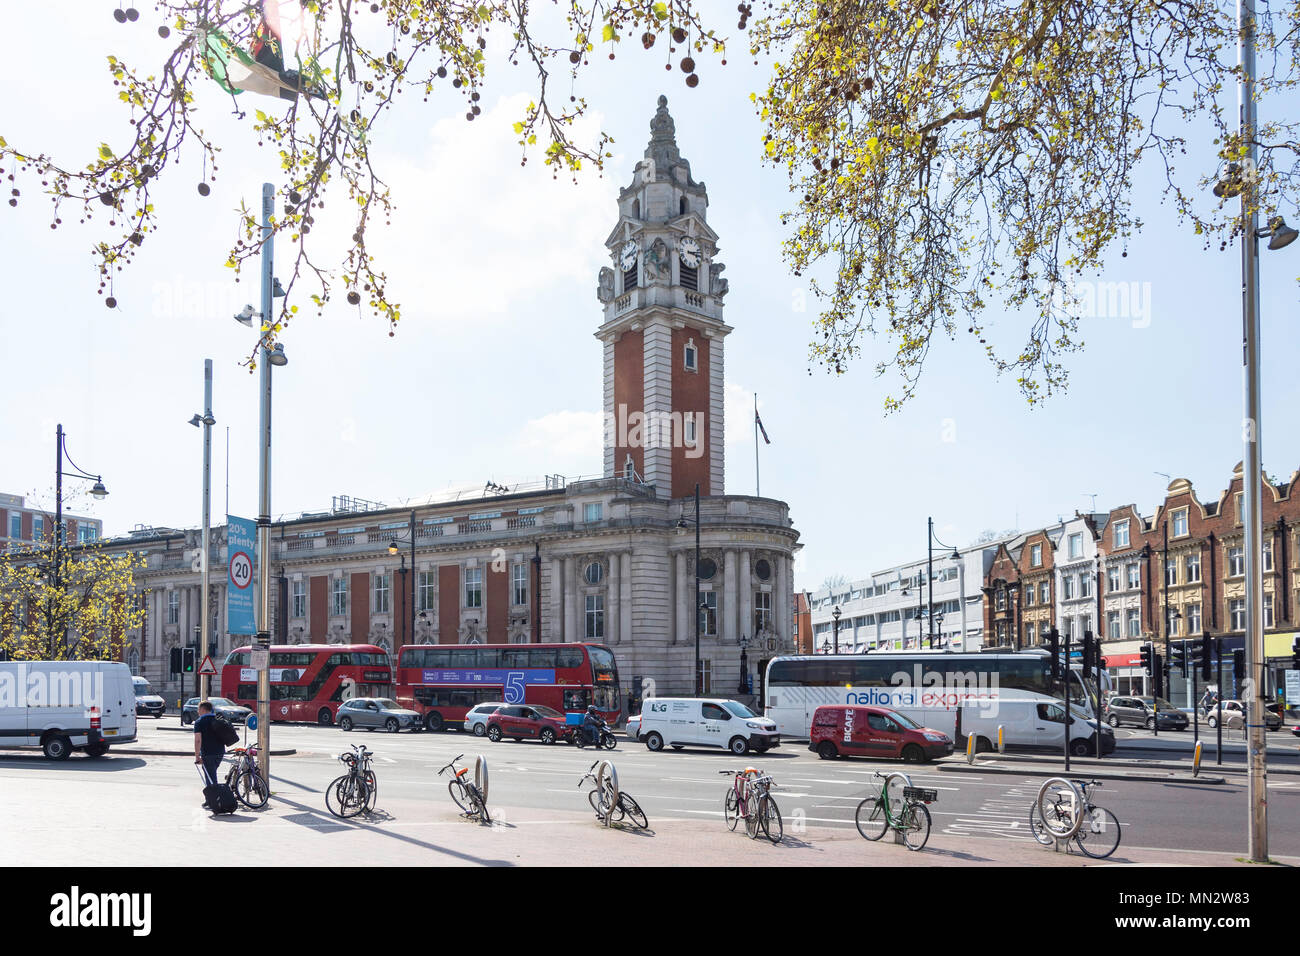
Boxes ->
[437,754,466,775]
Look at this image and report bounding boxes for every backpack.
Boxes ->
[212,715,240,747]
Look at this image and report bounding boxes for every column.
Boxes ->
[620,552,632,646]
[675,552,688,645]
[723,551,737,644]
[739,550,752,641]
[607,552,619,644]
[775,555,789,647]
[550,557,563,639]
[563,556,576,642]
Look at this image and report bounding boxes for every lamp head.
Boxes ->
[188,414,203,428]
[1266,215,1298,251]
[234,304,257,326]
[387,539,399,555]
[272,276,287,298]
[90,479,108,499]
[268,342,288,366]
[202,415,216,427]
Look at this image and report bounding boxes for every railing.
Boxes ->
[327,535,356,546]
[507,516,536,530]
[615,294,632,312]
[684,292,704,308]
[458,520,493,535]
[284,539,313,552]
[416,526,444,539]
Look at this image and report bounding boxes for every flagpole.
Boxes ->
[754,393,760,497]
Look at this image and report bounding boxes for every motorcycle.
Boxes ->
[570,720,617,750]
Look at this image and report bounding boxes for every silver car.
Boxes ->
[463,701,509,737]
[337,697,422,733]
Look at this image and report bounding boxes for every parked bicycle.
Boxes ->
[1030,778,1121,859]
[223,744,268,809]
[578,760,647,829]
[854,771,934,851]
[439,753,491,824]
[326,744,377,819]
[719,768,782,843]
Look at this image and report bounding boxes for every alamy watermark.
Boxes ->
[0,665,104,710]
[1047,277,1151,328]
[603,403,704,459]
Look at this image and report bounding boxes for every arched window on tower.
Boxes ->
[679,196,688,215]
[633,199,640,219]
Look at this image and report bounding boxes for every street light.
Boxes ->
[677,483,702,694]
[737,634,750,694]
[831,605,842,655]
[52,424,109,655]
[386,510,417,653]
[189,360,216,703]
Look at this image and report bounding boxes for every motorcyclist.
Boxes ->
[582,705,605,747]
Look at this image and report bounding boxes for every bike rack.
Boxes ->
[474,754,489,805]
[1035,777,1084,852]
[884,771,913,845]
[596,760,619,828]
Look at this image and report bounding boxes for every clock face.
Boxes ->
[679,237,701,268]
[619,240,638,270]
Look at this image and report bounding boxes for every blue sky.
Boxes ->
[1,2,1296,593]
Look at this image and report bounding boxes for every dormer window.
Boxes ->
[684,339,698,372]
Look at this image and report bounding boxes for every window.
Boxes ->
[418,571,436,611]
[696,658,712,695]
[464,567,483,608]
[1230,598,1245,631]
[697,557,717,580]
[332,577,348,616]
[1114,519,1130,549]
[1186,552,1201,583]
[1229,546,1244,577]
[374,573,390,614]
[167,590,179,625]
[583,502,603,523]
[1039,582,1049,603]
[684,415,698,444]
[1062,576,1075,600]
[1186,603,1202,634]
[1031,544,1042,567]
[754,558,771,581]
[1126,608,1141,638]
[1025,586,1036,606]
[681,261,698,291]
[1107,610,1121,640]
[1068,533,1083,559]
[1264,594,1275,629]
[32,516,44,541]
[1172,508,1189,538]
[623,262,637,294]
[291,580,306,617]
[77,525,98,544]
[996,587,1006,611]
[1263,541,1274,572]
[1165,559,1177,587]
[512,564,528,606]
[6,514,18,539]
[700,591,718,637]
[1166,607,1180,637]
[1127,563,1141,590]
[1108,566,1121,593]
[1080,574,1092,598]
[754,591,772,632]
[584,561,604,585]
[684,340,698,371]
[585,594,605,639]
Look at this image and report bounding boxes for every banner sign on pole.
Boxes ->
[226,514,257,636]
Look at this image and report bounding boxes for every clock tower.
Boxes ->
[596,95,731,499]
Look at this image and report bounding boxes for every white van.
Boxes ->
[0,660,138,760]
[640,698,780,755]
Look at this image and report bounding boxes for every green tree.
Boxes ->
[2,1,1296,401]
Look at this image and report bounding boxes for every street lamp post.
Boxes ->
[188,361,216,701]
[387,510,417,652]
[52,424,109,656]
[737,634,750,694]
[831,605,841,655]
[677,485,703,694]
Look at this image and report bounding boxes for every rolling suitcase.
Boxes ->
[199,763,238,815]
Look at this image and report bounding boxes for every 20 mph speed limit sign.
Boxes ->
[226,515,257,635]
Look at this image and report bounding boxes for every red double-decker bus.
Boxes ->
[221,644,394,725]
[394,642,621,732]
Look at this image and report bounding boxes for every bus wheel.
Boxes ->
[317,708,333,726]
[425,711,444,733]
[817,741,838,760]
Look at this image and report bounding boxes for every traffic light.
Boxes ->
[1080,633,1095,682]
[1048,628,1061,681]
[169,646,182,676]
[182,647,196,674]
[1139,643,1152,673]
[1170,642,1186,671]
[1232,648,1245,696]
[1153,654,1164,697]
[1201,632,1214,681]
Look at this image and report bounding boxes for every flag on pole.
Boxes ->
[202,14,325,102]
[755,409,771,444]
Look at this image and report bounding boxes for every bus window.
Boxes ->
[449,648,477,668]
[499,648,529,668]
[477,647,501,668]
[557,647,584,669]
[563,689,590,711]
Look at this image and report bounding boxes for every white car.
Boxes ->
[625,714,642,741]
[463,701,509,737]
[639,698,780,755]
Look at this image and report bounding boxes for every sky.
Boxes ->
[1,2,1297,595]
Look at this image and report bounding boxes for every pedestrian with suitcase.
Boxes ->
[193,700,236,813]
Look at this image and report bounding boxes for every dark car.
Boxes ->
[485,704,571,744]
[181,697,252,725]
[1104,695,1187,730]
[132,677,166,718]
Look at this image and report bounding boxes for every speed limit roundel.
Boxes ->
[229,550,254,590]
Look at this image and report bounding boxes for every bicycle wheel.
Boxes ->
[449,778,473,814]
[724,788,740,831]
[760,795,783,844]
[327,775,367,819]
[900,802,931,851]
[233,770,269,809]
[1074,806,1121,859]
[618,793,648,830]
[588,786,611,818]
[468,785,491,825]
[1028,804,1054,846]
[363,770,378,812]
[744,792,762,840]
[855,795,889,841]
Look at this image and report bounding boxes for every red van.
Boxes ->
[808,705,954,762]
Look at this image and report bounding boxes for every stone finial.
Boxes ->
[645,94,680,171]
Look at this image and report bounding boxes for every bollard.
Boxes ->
[1192,740,1203,778]
[966,732,976,764]
[998,725,1005,753]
